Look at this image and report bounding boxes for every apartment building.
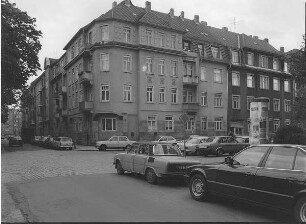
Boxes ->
[24,0,294,145]
[2,108,22,136]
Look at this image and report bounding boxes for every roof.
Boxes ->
[241,34,282,55]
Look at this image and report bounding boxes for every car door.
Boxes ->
[118,136,127,148]
[252,146,306,210]
[108,136,119,148]
[133,144,149,174]
[122,144,138,171]
[215,146,270,199]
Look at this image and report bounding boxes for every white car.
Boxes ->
[178,136,209,155]
[53,137,74,150]
[153,136,177,144]
[95,136,135,151]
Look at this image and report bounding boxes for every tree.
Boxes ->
[273,125,306,144]
[1,0,42,123]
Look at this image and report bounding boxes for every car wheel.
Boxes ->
[145,168,157,184]
[216,148,224,157]
[294,196,306,222]
[99,145,106,151]
[116,161,125,175]
[189,174,210,201]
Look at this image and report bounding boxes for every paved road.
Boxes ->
[1,143,291,222]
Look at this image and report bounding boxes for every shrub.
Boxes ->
[273,125,306,144]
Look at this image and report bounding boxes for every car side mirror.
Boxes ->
[225,157,233,166]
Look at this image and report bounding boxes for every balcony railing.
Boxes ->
[183,76,199,85]
[79,101,93,112]
[182,102,199,112]
[79,71,93,85]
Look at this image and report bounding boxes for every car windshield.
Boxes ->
[205,137,217,143]
[152,144,181,156]
[188,138,201,144]
[61,137,72,142]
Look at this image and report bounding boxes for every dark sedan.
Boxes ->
[8,136,23,147]
[186,144,306,222]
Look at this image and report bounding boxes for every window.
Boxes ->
[146,29,153,45]
[186,117,195,131]
[183,90,193,103]
[273,78,280,91]
[273,58,279,70]
[232,95,241,109]
[146,57,153,73]
[247,53,254,66]
[170,35,176,48]
[100,53,109,71]
[101,25,109,41]
[185,63,193,76]
[247,96,254,110]
[294,150,306,171]
[183,41,190,50]
[200,66,206,81]
[260,75,269,89]
[247,74,255,88]
[273,99,280,111]
[201,92,207,106]
[232,51,239,63]
[265,146,296,170]
[214,69,222,83]
[146,86,153,103]
[234,146,269,167]
[273,119,280,132]
[284,100,291,112]
[285,119,291,125]
[165,115,173,131]
[232,72,240,86]
[102,118,116,131]
[171,61,177,76]
[171,88,177,103]
[100,84,110,102]
[259,55,268,68]
[159,60,165,75]
[159,87,166,103]
[214,93,222,107]
[284,62,288,72]
[88,31,92,44]
[214,117,223,131]
[123,85,132,102]
[198,44,204,56]
[123,27,131,42]
[158,32,164,47]
[201,117,207,130]
[147,115,157,131]
[284,80,290,92]
[123,55,132,72]
[211,47,222,59]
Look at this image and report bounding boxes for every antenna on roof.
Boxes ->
[229,17,242,31]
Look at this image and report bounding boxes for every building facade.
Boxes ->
[2,108,22,136]
[24,0,294,145]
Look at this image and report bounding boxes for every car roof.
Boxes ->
[133,141,177,145]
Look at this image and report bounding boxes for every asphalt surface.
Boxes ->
[2,143,292,222]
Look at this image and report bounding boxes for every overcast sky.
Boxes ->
[11,0,305,85]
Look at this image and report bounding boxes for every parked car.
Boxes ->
[113,142,200,184]
[37,136,48,147]
[186,144,306,222]
[44,137,55,149]
[153,136,177,144]
[53,137,74,150]
[198,136,249,156]
[235,136,249,143]
[95,136,135,151]
[178,136,209,155]
[31,136,41,145]
[8,135,23,147]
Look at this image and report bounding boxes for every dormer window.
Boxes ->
[247,52,254,66]
[232,51,239,64]
[211,46,222,59]
[273,58,279,70]
[183,41,190,51]
[259,55,268,68]
[198,44,204,56]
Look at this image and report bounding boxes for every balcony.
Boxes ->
[183,76,199,85]
[79,101,93,112]
[78,71,93,85]
[183,102,199,114]
[61,86,67,95]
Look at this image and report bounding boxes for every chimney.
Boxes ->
[180,11,184,20]
[222,27,228,31]
[264,38,269,43]
[280,47,284,52]
[194,15,199,24]
[145,1,151,11]
[112,1,117,8]
[201,21,207,26]
[125,0,131,7]
[254,36,258,39]
[170,8,174,18]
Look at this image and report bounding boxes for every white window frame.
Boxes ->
[102,118,116,131]
[146,29,153,45]
[183,90,193,103]
[158,32,164,47]
[284,100,291,112]
[273,58,279,70]
[101,25,109,41]
[214,69,222,83]
[273,78,280,91]
[201,117,207,130]
[247,52,254,66]
[147,115,157,132]
[165,115,174,131]
[123,26,131,42]
[171,60,178,76]
[260,75,269,90]
[232,51,239,63]
[284,79,290,92]
[123,55,132,72]
[214,117,223,131]
[159,59,165,75]
[259,55,268,68]
[273,119,280,133]
[146,57,153,73]
[186,63,193,76]
[100,53,109,71]
[146,86,154,103]
[201,92,207,106]
[232,95,241,109]
[198,44,204,56]
[171,88,178,104]
[170,35,176,48]
[214,93,222,107]
[100,84,110,102]
[232,72,240,86]
[211,47,219,59]
[123,84,132,102]
[247,73,255,88]
[273,98,280,111]
[200,66,207,81]
[186,117,195,131]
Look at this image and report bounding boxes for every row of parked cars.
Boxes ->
[32,136,74,150]
[112,140,306,222]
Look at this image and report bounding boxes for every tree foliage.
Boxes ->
[273,125,306,144]
[1,0,42,123]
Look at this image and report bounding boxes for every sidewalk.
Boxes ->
[74,145,97,151]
